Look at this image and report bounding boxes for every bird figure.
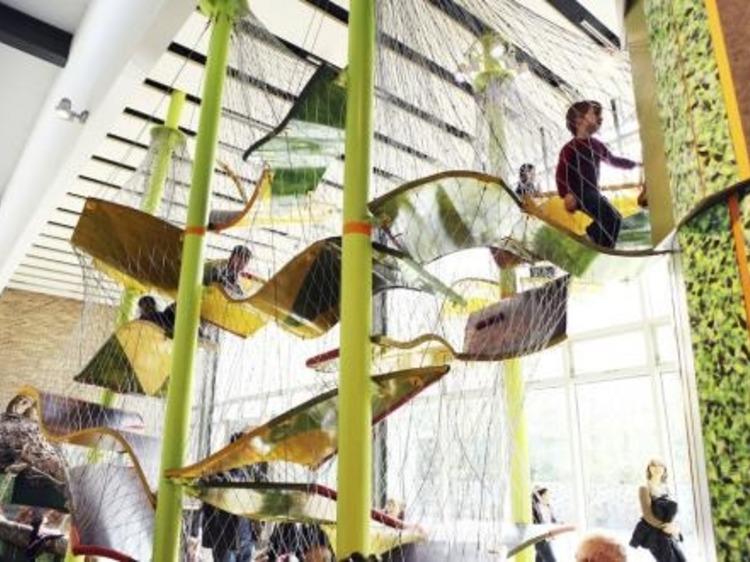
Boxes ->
[0,394,69,508]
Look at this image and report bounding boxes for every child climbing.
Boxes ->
[137,296,174,333]
[555,100,641,248]
[204,245,253,297]
[516,163,540,198]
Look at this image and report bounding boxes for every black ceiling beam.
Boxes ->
[546,0,621,49]
[302,0,472,95]
[168,42,296,102]
[429,0,575,93]
[143,77,274,134]
[148,59,460,165]
[234,11,474,142]
[0,2,72,67]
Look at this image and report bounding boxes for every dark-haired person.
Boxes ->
[555,100,640,248]
[531,486,558,562]
[201,433,259,562]
[338,554,379,562]
[204,245,253,297]
[262,522,331,562]
[137,297,181,337]
[516,163,540,198]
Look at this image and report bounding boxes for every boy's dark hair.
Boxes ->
[138,296,156,309]
[230,245,252,261]
[338,554,379,562]
[565,100,602,135]
[300,523,331,550]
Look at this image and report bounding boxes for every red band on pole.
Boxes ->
[343,221,372,236]
[184,226,207,236]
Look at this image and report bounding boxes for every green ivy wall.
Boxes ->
[644,0,750,558]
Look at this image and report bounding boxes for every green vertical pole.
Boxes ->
[477,35,532,562]
[115,90,187,328]
[100,90,186,413]
[501,271,533,562]
[81,92,186,558]
[151,2,238,560]
[336,0,376,558]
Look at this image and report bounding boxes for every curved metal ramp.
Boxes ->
[243,63,346,196]
[14,387,160,502]
[378,524,575,561]
[74,320,174,396]
[68,464,154,562]
[169,366,449,483]
[187,482,425,558]
[72,200,453,338]
[369,170,669,282]
[308,276,569,373]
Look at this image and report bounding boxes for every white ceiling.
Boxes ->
[0,0,629,304]
[0,44,59,189]
[1,0,90,34]
[0,0,195,298]
[0,0,92,193]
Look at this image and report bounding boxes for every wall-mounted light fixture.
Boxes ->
[54,97,89,123]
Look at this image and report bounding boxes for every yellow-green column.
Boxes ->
[336,0,376,558]
[151,2,241,560]
[625,0,674,245]
[501,270,532,562]
[99,90,186,410]
[116,90,187,324]
[475,34,532,562]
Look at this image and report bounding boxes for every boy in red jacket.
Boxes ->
[555,100,640,248]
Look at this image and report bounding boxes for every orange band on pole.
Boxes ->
[343,221,372,236]
[184,226,207,236]
[728,194,750,337]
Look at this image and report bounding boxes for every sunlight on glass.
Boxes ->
[527,388,575,522]
[568,280,643,333]
[572,331,647,374]
[577,377,660,532]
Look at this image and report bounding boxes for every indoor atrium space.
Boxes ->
[0,1,747,561]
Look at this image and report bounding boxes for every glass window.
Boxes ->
[524,345,565,381]
[568,280,643,333]
[527,388,575,523]
[660,372,702,560]
[576,377,661,533]
[572,331,648,374]
[656,324,679,364]
[642,258,674,319]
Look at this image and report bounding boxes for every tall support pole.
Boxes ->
[336,0,376,557]
[152,2,237,560]
[116,90,186,328]
[98,90,186,412]
[500,270,532,562]
[77,85,187,562]
[540,127,551,188]
[477,34,532,562]
[625,0,674,244]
